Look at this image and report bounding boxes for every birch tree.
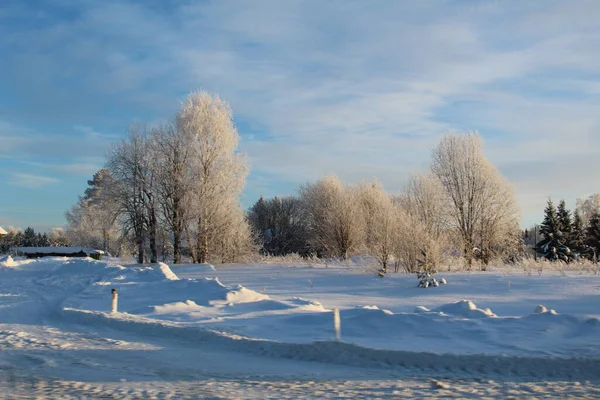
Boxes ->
[576,194,600,226]
[177,91,249,263]
[151,122,193,264]
[431,132,519,268]
[396,173,447,237]
[357,181,398,270]
[300,175,363,259]
[107,124,160,263]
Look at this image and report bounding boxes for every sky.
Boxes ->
[0,0,599,232]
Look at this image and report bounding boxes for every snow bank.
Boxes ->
[0,255,16,267]
[416,300,496,318]
[157,262,179,280]
[61,307,600,381]
[223,286,270,304]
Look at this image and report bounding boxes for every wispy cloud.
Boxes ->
[8,173,59,189]
[0,0,599,227]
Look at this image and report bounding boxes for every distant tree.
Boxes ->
[537,199,570,262]
[66,169,122,255]
[300,175,363,259]
[357,181,398,271]
[557,199,572,239]
[37,233,50,247]
[48,228,70,247]
[393,211,444,273]
[586,211,600,262]
[0,227,22,253]
[22,227,37,247]
[431,132,519,268]
[576,194,600,226]
[248,195,309,256]
[395,173,447,238]
[570,210,588,258]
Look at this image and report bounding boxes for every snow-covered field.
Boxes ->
[1,255,600,398]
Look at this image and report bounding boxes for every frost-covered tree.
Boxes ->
[576,194,600,226]
[151,122,194,264]
[395,173,447,237]
[357,181,398,270]
[431,132,519,268]
[393,211,443,273]
[300,175,363,259]
[0,226,23,253]
[67,169,121,253]
[48,227,70,247]
[177,91,250,263]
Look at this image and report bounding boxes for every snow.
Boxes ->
[0,226,7,235]
[1,256,600,397]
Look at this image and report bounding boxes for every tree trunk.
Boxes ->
[103,229,108,253]
[149,208,158,263]
[137,242,144,264]
[173,229,181,264]
[172,206,181,264]
[199,235,208,264]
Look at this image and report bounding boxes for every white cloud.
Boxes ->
[1,0,599,227]
[8,173,59,189]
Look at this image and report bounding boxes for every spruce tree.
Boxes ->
[537,199,569,261]
[586,211,600,262]
[22,227,37,247]
[557,199,572,241]
[570,210,587,258]
[537,199,558,243]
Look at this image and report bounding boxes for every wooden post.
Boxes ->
[333,308,341,341]
[111,288,118,313]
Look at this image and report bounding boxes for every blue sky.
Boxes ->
[1,0,599,231]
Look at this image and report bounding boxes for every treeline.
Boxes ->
[249,133,521,272]
[0,227,70,253]
[531,196,600,262]
[65,90,522,271]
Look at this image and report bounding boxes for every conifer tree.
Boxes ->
[538,199,558,243]
[570,210,587,258]
[22,227,37,247]
[586,211,600,262]
[537,199,570,261]
[557,199,572,240]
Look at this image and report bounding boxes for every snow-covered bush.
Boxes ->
[417,271,447,288]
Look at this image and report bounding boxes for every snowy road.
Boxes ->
[1,256,600,398]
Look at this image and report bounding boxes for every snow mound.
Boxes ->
[287,297,328,311]
[531,304,558,315]
[151,300,208,315]
[532,304,557,315]
[432,300,496,318]
[0,255,16,267]
[534,304,549,314]
[157,262,179,280]
[221,286,271,305]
